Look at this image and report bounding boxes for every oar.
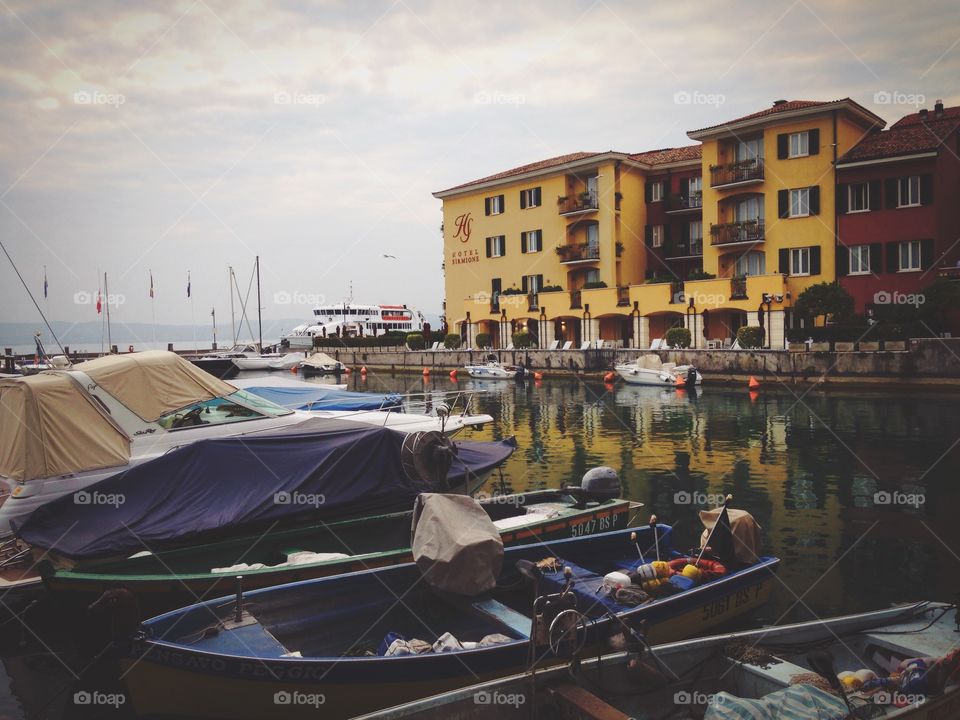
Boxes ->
[695,494,732,567]
[808,650,864,719]
[649,515,660,561]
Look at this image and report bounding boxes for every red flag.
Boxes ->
[96,289,102,314]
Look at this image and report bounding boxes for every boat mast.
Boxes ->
[229,266,236,346]
[256,255,262,351]
[104,271,113,352]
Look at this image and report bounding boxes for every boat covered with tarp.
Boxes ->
[16,417,516,563]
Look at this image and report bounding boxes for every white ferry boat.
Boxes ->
[284,303,425,348]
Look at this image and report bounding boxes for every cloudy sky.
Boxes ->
[1,0,957,338]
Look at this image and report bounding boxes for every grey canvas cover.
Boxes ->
[411,493,503,596]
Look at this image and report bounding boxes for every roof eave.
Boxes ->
[686,101,886,141]
[836,150,939,169]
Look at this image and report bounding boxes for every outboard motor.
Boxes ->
[578,466,622,504]
[686,366,697,387]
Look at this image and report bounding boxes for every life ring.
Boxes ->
[669,557,727,580]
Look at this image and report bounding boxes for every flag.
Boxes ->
[187,271,191,298]
[43,267,48,299]
[96,288,102,314]
[149,271,155,299]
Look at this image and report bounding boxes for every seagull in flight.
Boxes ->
[382,253,398,259]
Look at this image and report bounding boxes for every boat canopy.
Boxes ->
[0,373,130,481]
[301,352,340,369]
[242,385,403,412]
[73,351,235,422]
[17,418,516,560]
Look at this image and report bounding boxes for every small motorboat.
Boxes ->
[615,354,702,387]
[116,502,779,719]
[360,601,959,720]
[267,352,305,370]
[464,354,530,380]
[299,351,345,374]
[43,469,639,614]
[189,343,266,379]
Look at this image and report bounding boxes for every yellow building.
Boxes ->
[434,98,886,350]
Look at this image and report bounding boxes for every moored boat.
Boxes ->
[298,351,346,374]
[116,504,779,719]
[358,601,959,720]
[615,354,702,387]
[464,355,530,380]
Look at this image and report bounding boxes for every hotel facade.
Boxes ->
[434,98,957,349]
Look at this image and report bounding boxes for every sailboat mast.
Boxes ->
[256,255,262,351]
[229,266,236,347]
[104,271,113,352]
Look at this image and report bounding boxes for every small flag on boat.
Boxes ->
[43,266,48,299]
[187,271,191,298]
[96,288,102,314]
[149,271,155,299]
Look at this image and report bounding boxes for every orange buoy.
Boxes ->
[748,376,760,390]
[360,366,367,374]
[449,369,458,380]
[603,371,616,383]
[422,367,430,376]
[290,366,298,374]
[749,390,759,403]
[344,367,351,374]
[533,371,543,381]
[675,375,686,388]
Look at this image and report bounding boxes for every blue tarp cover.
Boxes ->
[243,385,403,412]
[16,418,515,560]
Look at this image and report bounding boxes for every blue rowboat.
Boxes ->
[118,526,780,719]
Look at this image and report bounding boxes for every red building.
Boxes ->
[837,101,960,324]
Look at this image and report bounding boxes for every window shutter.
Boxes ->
[537,229,543,249]
[836,245,849,276]
[884,178,897,209]
[808,128,820,155]
[868,180,881,210]
[869,243,882,273]
[886,242,899,272]
[520,232,527,253]
[499,235,505,256]
[520,191,527,210]
[921,238,935,269]
[809,185,820,215]
[534,187,541,206]
[498,194,504,211]
[521,276,528,293]
[537,274,544,290]
[644,225,653,247]
[836,184,848,214]
[485,237,492,258]
[484,198,491,216]
[920,174,933,205]
[644,183,652,203]
[779,248,789,274]
[810,246,821,275]
[777,133,788,159]
[778,190,789,218]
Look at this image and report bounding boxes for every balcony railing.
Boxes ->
[558,192,599,215]
[709,158,764,187]
[667,192,703,212]
[710,220,765,246]
[616,286,630,306]
[556,243,601,263]
[570,290,582,309]
[730,276,748,300]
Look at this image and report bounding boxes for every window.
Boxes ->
[586,223,599,247]
[650,181,664,202]
[735,196,763,221]
[520,187,541,209]
[584,269,600,284]
[688,177,702,195]
[899,240,921,271]
[486,235,505,257]
[523,274,543,293]
[158,391,291,430]
[651,225,664,247]
[847,183,869,213]
[898,176,920,207]
[689,221,703,256]
[485,194,504,215]
[521,229,542,253]
[735,252,765,277]
[789,247,810,276]
[849,246,871,275]
[789,188,810,217]
[735,138,762,161]
[789,131,809,158]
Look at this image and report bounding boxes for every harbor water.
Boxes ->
[0,372,957,718]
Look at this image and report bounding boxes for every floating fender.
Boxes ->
[669,557,726,581]
[360,366,367,374]
[533,371,543,381]
[422,367,430,376]
[603,371,616,382]
[449,369,458,380]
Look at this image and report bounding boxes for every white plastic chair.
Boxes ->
[548,340,560,350]
[561,341,573,350]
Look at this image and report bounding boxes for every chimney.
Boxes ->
[773,99,787,107]
[935,99,944,117]
[919,108,929,119]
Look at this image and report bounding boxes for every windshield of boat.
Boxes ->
[157,389,292,430]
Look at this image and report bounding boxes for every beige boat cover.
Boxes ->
[699,508,763,565]
[301,352,340,369]
[0,373,130,481]
[73,351,235,422]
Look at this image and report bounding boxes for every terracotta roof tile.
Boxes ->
[840,114,960,163]
[890,105,960,128]
[689,99,847,135]
[628,145,702,165]
[435,151,610,194]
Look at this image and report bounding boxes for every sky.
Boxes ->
[1,0,958,340]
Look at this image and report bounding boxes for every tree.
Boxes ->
[918,278,960,333]
[794,282,855,324]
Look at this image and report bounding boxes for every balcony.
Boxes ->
[710,220,765,247]
[570,290,582,309]
[709,158,764,188]
[616,286,630,306]
[666,192,703,214]
[556,243,601,264]
[558,192,599,216]
[664,239,704,259]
